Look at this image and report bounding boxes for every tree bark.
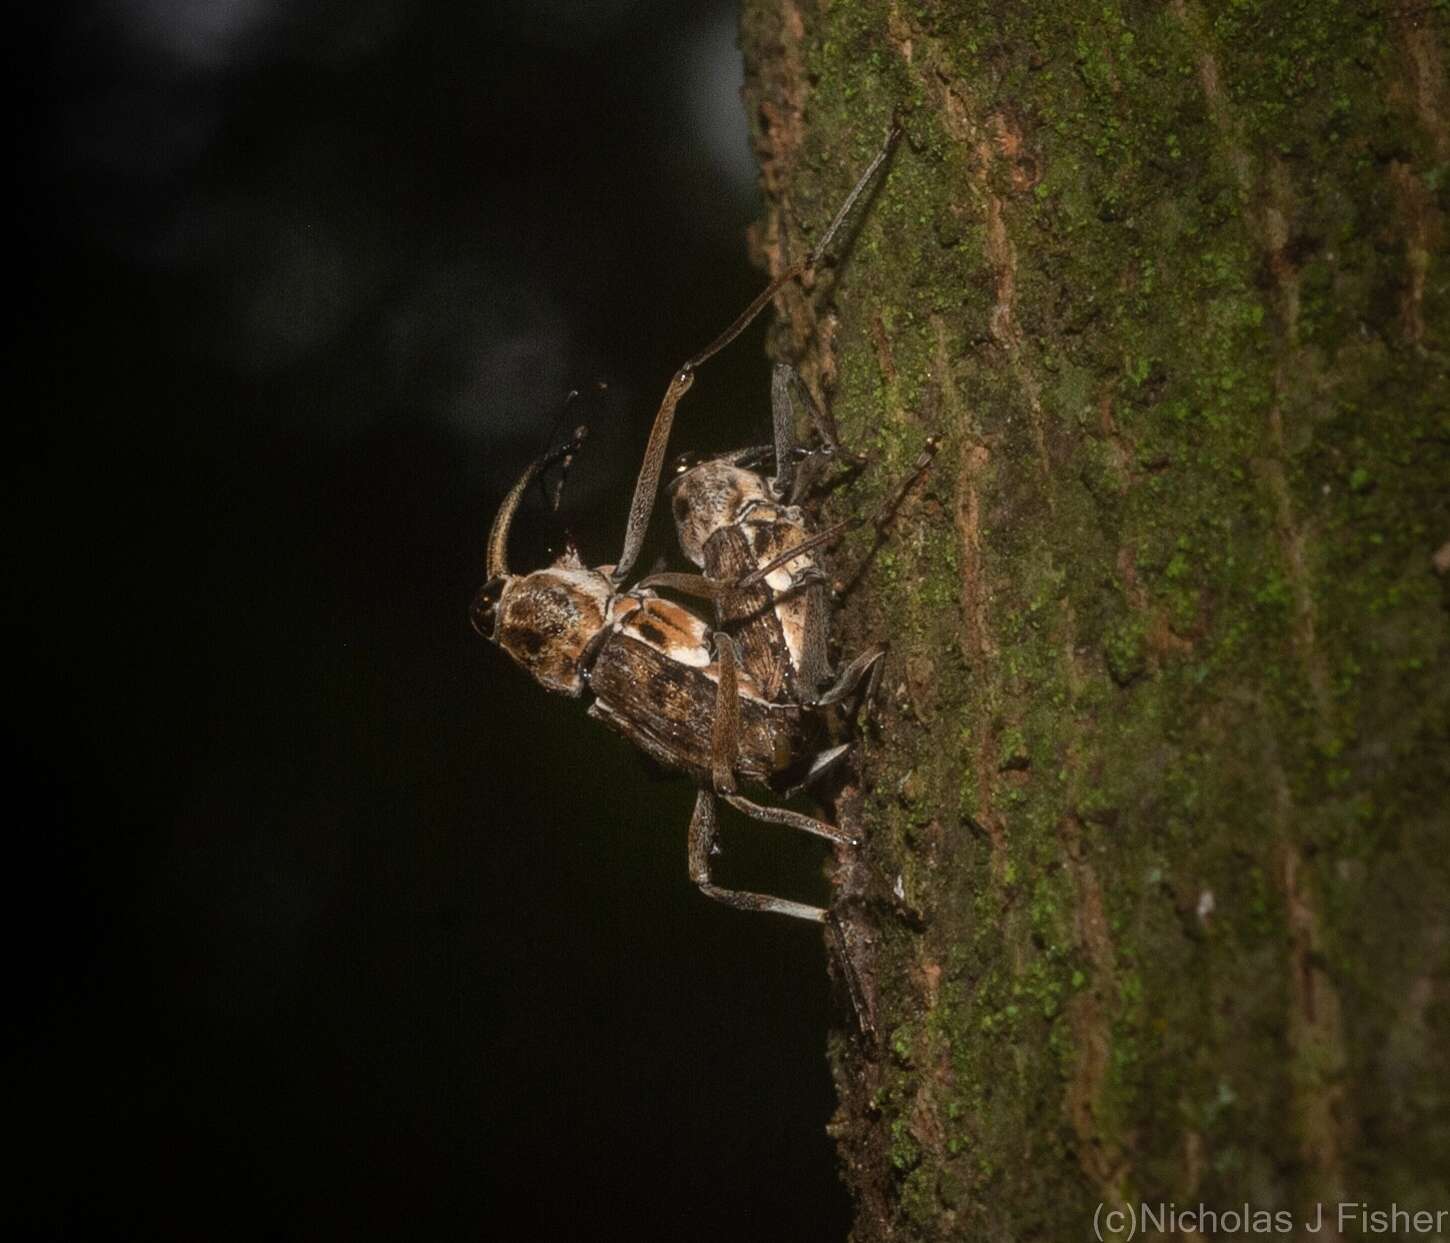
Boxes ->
[739,1,1450,1238]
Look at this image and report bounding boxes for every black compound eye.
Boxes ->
[470,578,506,640]
[668,450,703,483]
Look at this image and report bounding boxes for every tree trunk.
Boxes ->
[739,1,1450,1238]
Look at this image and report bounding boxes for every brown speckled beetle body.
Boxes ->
[472,128,908,938]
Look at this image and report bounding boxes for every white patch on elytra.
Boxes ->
[619,596,712,667]
[777,598,806,669]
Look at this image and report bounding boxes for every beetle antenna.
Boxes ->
[487,425,591,580]
[486,456,543,581]
[536,387,582,511]
[684,123,901,373]
[807,123,901,269]
[541,381,605,512]
[546,423,590,512]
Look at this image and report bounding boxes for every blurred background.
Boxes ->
[5,2,851,1238]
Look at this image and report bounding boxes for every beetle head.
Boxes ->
[475,448,615,697]
[666,457,772,566]
[478,559,613,696]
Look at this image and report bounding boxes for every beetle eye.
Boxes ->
[668,450,702,483]
[470,577,506,640]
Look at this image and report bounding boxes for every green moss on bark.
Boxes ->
[743,0,1450,1239]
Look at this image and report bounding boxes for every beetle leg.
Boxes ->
[807,643,887,710]
[636,571,731,601]
[689,787,877,1037]
[771,365,822,500]
[829,434,942,599]
[775,363,858,458]
[854,642,888,727]
[722,444,778,472]
[694,784,874,1035]
[826,911,877,1040]
[770,364,870,505]
[784,743,853,797]
[710,631,857,845]
[776,362,837,448]
[688,789,828,922]
[797,574,833,701]
[736,517,855,589]
[737,433,941,592]
[719,793,858,846]
[709,632,742,796]
[786,653,888,799]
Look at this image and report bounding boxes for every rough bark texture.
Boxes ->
[738,1,1450,1239]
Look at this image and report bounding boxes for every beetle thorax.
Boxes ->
[670,460,773,566]
[495,561,614,696]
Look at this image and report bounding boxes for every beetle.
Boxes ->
[473,415,856,925]
[472,126,905,926]
[648,364,940,720]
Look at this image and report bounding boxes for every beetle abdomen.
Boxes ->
[702,513,828,702]
[586,631,797,784]
[702,524,791,701]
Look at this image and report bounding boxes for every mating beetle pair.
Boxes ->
[471,125,934,933]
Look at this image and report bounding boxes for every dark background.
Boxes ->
[6,2,851,1238]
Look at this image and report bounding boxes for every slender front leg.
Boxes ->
[785,743,853,796]
[825,911,877,1040]
[774,362,844,453]
[635,571,734,602]
[613,368,696,584]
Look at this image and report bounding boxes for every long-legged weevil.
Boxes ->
[471,125,921,959]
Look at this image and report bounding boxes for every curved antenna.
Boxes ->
[486,426,590,580]
[485,457,545,581]
[682,124,901,374]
